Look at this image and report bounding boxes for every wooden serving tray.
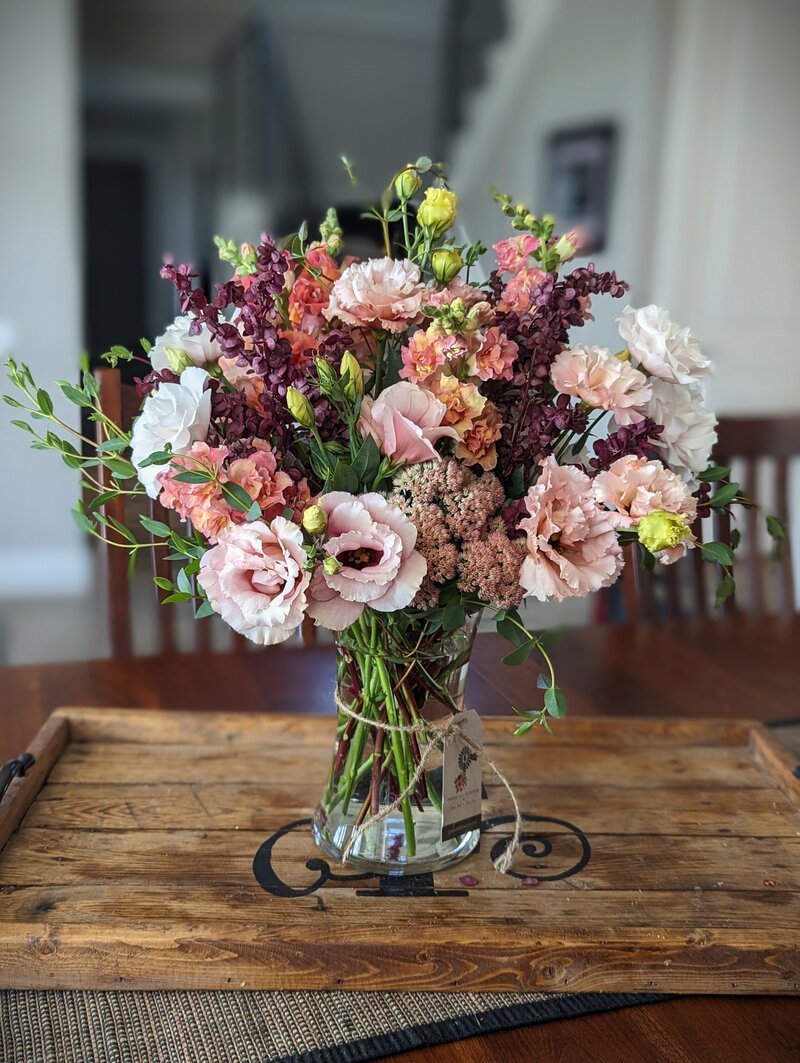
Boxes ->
[0,708,798,994]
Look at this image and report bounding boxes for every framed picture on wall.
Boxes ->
[545,124,616,254]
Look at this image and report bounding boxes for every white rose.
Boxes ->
[646,378,717,482]
[131,367,212,497]
[150,315,222,373]
[618,305,712,385]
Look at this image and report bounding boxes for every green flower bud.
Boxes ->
[160,347,194,374]
[323,555,342,575]
[431,248,463,285]
[417,187,458,237]
[314,357,338,394]
[302,504,328,536]
[637,510,692,554]
[552,232,579,261]
[394,167,421,200]
[286,386,315,428]
[339,350,363,399]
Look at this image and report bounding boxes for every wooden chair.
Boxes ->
[94,368,317,657]
[611,416,798,622]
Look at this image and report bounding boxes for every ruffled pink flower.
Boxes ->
[158,443,233,542]
[307,492,427,630]
[324,257,426,334]
[219,355,265,410]
[497,266,548,314]
[593,455,697,564]
[400,328,470,383]
[550,345,651,425]
[455,400,503,471]
[425,277,486,309]
[359,381,458,464]
[493,235,539,274]
[469,326,518,381]
[287,246,340,334]
[518,457,623,602]
[227,450,295,522]
[426,373,485,438]
[198,517,310,645]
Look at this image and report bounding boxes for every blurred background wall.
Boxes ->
[0,0,798,660]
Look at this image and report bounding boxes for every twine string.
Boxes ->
[334,693,521,873]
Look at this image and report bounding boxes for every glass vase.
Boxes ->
[312,610,482,875]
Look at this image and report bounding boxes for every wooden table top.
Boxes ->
[2,613,800,1061]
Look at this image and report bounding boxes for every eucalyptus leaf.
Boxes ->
[696,465,731,482]
[544,685,567,718]
[709,482,740,508]
[501,638,538,667]
[700,540,734,566]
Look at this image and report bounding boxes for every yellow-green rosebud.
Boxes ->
[301,504,327,536]
[637,510,692,554]
[323,555,342,576]
[394,167,421,200]
[161,347,194,373]
[431,248,463,285]
[552,232,578,261]
[417,187,458,236]
[339,350,363,399]
[286,386,315,428]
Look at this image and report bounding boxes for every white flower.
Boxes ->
[618,305,712,385]
[646,378,717,482]
[131,367,212,497]
[149,315,222,373]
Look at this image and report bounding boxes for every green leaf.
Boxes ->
[766,515,786,541]
[106,516,137,545]
[442,599,466,632]
[153,576,173,591]
[10,419,35,435]
[221,481,256,514]
[36,389,53,415]
[415,155,432,172]
[507,465,526,500]
[502,637,538,667]
[513,720,535,736]
[102,457,137,479]
[71,506,95,535]
[58,381,93,408]
[139,515,172,537]
[245,500,262,521]
[88,489,120,511]
[544,685,567,718]
[696,465,731,482]
[331,459,359,494]
[2,394,23,408]
[536,673,551,690]
[176,567,192,595]
[161,592,194,604]
[136,449,173,468]
[195,599,216,619]
[140,337,152,353]
[96,437,130,453]
[714,573,736,607]
[351,435,381,486]
[496,616,528,648]
[700,540,735,566]
[730,528,741,551]
[709,482,740,508]
[173,470,214,484]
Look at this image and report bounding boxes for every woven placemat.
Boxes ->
[1,989,665,1063]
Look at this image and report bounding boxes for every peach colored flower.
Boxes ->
[427,373,486,438]
[469,326,519,382]
[518,457,623,602]
[425,277,486,310]
[219,355,265,410]
[198,517,310,645]
[456,400,503,471]
[227,450,295,522]
[497,266,548,314]
[493,235,539,274]
[307,492,427,630]
[279,329,318,365]
[157,442,233,542]
[359,381,458,464]
[287,246,340,333]
[324,257,426,334]
[550,345,651,425]
[400,328,470,383]
[592,455,697,564]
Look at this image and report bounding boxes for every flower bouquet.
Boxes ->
[5,157,777,875]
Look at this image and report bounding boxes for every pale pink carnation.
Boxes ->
[469,326,519,382]
[198,517,310,645]
[359,381,457,464]
[519,457,623,602]
[307,492,427,630]
[324,257,426,334]
[593,455,697,564]
[550,345,651,426]
[497,267,548,314]
[493,235,539,274]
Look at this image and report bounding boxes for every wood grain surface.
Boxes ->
[1,707,798,995]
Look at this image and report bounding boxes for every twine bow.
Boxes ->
[334,693,522,873]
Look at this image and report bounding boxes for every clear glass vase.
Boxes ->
[312,610,482,875]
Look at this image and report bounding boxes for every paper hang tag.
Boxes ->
[441,709,483,842]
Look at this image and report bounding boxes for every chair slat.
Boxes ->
[775,457,795,613]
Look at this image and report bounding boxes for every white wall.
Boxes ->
[0,0,90,596]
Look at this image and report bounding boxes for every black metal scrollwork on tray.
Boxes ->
[0,752,35,803]
[252,812,591,898]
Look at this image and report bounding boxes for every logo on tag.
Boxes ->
[441,709,483,841]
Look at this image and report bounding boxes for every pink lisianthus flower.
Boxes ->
[493,235,540,274]
[198,517,310,645]
[550,345,651,426]
[307,492,427,630]
[518,457,623,602]
[469,326,519,382]
[593,455,697,564]
[324,257,426,334]
[497,266,548,314]
[358,381,458,464]
[425,277,486,310]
